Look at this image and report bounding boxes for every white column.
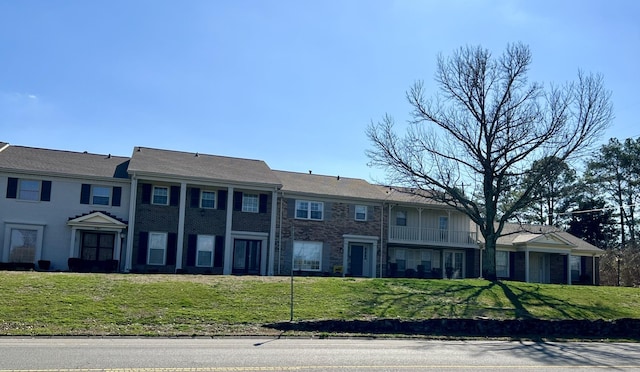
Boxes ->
[371,241,378,278]
[125,176,138,272]
[114,230,122,265]
[567,254,572,285]
[175,182,187,272]
[342,240,348,278]
[268,188,278,276]
[525,248,530,283]
[223,187,234,275]
[592,255,597,285]
[69,227,77,258]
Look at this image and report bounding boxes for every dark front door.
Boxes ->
[350,244,364,277]
[233,239,261,274]
[81,232,115,261]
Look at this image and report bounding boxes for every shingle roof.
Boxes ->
[274,170,385,200]
[128,147,281,187]
[375,185,450,206]
[493,223,602,253]
[0,144,130,179]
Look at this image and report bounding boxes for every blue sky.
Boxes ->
[1,0,638,182]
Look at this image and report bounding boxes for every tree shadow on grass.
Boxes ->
[265,279,640,340]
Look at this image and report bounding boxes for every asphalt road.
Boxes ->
[1,337,640,371]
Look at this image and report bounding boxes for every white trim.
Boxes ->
[125,176,138,271]
[151,185,169,205]
[195,234,215,268]
[223,187,234,275]
[147,231,168,266]
[176,182,186,271]
[342,234,379,278]
[268,188,278,276]
[200,190,217,209]
[2,223,45,263]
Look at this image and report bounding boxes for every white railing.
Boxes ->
[390,226,477,246]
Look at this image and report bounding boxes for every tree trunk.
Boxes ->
[482,237,497,281]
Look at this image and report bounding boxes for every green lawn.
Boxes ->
[1,272,639,336]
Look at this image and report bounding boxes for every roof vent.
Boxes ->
[309,170,312,175]
[107,154,111,159]
[337,175,340,180]
[83,151,88,154]
[137,147,141,152]
[195,152,199,157]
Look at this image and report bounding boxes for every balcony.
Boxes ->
[390,226,478,247]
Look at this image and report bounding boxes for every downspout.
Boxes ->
[268,186,278,276]
[278,191,284,275]
[124,174,138,272]
[379,202,384,278]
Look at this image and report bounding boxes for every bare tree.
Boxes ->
[366,43,613,280]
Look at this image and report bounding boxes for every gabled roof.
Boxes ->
[376,185,449,206]
[0,144,130,179]
[493,223,602,254]
[128,147,281,188]
[274,170,385,201]
[68,211,128,228]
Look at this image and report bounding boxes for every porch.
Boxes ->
[389,226,478,247]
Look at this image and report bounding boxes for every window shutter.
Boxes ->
[40,180,52,202]
[217,190,227,210]
[324,202,332,220]
[259,194,268,213]
[214,235,225,267]
[233,191,243,211]
[6,177,18,199]
[348,205,355,219]
[190,188,200,208]
[186,234,197,266]
[137,231,149,265]
[166,233,177,265]
[141,183,152,204]
[367,206,373,221]
[287,199,296,218]
[170,186,180,206]
[112,186,122,206]
[80,184,91,204]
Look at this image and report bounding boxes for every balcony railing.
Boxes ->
[390,226,478,246]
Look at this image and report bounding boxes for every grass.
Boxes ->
[1,271,640,336]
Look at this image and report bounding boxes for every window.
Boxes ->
[196,235,215,267]
[570,255,581,282]
[295,200,324,220]
[496,251,509,278]
[9,228,37,262]
[242,193,259,213]
[396,211,407,226]
[395,248,406,271]
[439,216,449,241]
[6,178,51,202]
[147,232,167,265]
[201,191,216,209]
[92,186,111,205]
[421,250,432,271]
[355,205,367,221]
[293,241,322,271]
[19,180,40,201]
[152,186,169,205]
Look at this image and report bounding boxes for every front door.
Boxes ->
[81,232,115,261]
[350,244,364,277]
[233,239,261,274]
[444,251,464,278]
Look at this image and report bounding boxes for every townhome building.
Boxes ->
[0,141,602,285]
[273,170,385,278]
[382,187,480,279]
[124,147,281,275]
[0,143,131,272]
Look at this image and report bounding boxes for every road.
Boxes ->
[1,337,640,371]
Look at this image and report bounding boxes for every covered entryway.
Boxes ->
[529,252,550,284]
[342,234,379,278]
[67,211,127,272]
